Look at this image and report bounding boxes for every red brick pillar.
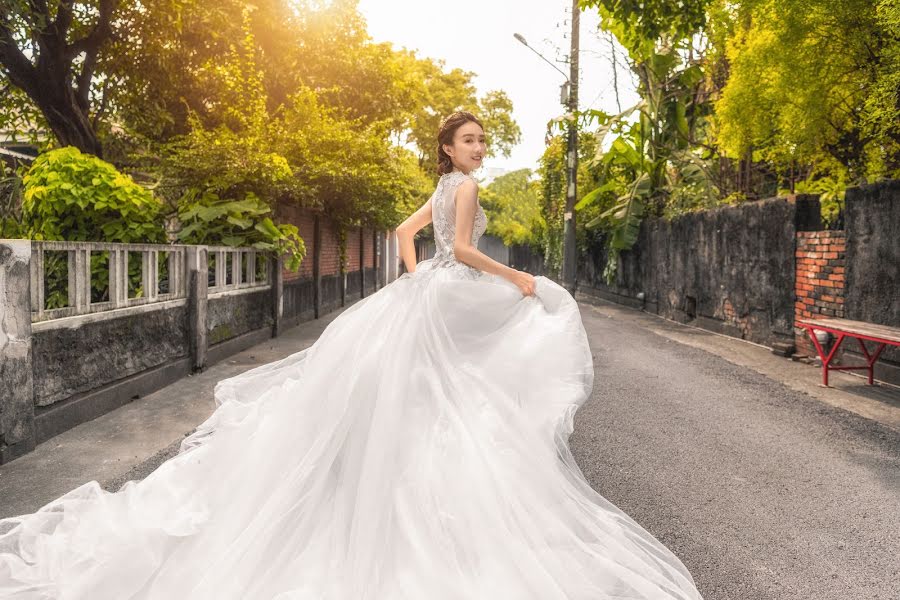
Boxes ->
[794,231,847,357]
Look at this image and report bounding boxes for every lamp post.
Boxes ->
[513,3,579,294]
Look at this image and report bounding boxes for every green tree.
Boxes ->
[0,0,131,156]
[479,169,542,246]
[570,1,715,280]
[537,133,602,276]
[0,158,23,238]
[402,56,522,178]
[712,0,899,182]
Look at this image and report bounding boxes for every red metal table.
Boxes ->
[797,317,900,386]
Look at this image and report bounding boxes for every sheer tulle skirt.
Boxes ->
[0,260,704,599]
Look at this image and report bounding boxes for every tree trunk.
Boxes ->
[0,2,116,159]
[32,84,104,158]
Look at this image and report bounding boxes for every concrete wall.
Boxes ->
[32,304,190,407]
[574,197,810,347]
[0,240,35,462]
[510,242,550,279]
[208,289,272,346]
[843,180,900,380]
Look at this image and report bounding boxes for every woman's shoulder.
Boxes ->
[442,172,478,198]
[441,170,478,185]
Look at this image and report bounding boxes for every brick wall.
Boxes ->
[319,218,340,277]
[347,227,362,271]
[363,228,375,268]
[275,204,317,281]
[794,231,847,356]
[275,203,378,279]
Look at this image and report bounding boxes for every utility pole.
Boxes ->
[562,0,580,294]
[513,5,579,292]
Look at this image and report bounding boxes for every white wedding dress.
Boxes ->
[0,170,704,599]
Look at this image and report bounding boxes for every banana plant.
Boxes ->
[549,41,715,284]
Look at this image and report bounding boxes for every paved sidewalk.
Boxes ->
[0,301,354,520]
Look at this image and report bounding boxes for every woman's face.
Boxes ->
[444,121,486,173]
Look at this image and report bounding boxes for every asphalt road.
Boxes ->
[570,303,900,600]
[104,300,900,600]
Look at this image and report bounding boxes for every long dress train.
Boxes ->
[0,169,704,599]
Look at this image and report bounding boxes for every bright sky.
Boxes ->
[357,0,639,176]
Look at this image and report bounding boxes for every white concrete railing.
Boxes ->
[206,246,270,296]
[30,241,270,323]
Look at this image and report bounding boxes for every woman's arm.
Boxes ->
[395,198,433,274]
[453,180,536,295]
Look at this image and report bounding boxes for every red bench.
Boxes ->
[797,317,900,387]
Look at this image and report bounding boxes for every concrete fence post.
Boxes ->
[373,229,381,291]
[271,253,284,337]
[313,215,322,319]
[186,246,208,371]
[0,240,36,463]
[359,227,366,299]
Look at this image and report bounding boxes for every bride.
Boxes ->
[0,111,704,599]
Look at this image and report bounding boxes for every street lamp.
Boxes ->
[513,33,571,105]
[513,13,579,294]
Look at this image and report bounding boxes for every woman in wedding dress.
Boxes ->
[0,111,704,599]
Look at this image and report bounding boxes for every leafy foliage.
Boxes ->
[400,56,522,178]
[21,147,165,243]
[536,133,603,277]
[1,0,521,262]
[712,0,899,181]
[479,169,542,246]
[552,30,715,281]
[580,0,710,57]
[572,0,898,283]
[175,190,306,271]
[0,160,23,238]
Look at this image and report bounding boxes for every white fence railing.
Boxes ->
[29,241,270,323]
[207,246,270,296]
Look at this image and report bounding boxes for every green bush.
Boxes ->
[175,189,306,271]
[22,146,165,243]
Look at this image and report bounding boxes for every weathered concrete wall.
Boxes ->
[574,198,803,346]
[32,305,190,407]
[278,267,378,329]
[510,243,550,279]
[577,226,651,310]
[345,267,376,299]
[478,234,510,266]
[656,198,797,345]
[0,240,35,462]
[844,180,900,377]
[207,289,272,346]
[283,277,315,324]
[319,273,342,316]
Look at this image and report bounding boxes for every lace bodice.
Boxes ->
[430,170,487,277]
